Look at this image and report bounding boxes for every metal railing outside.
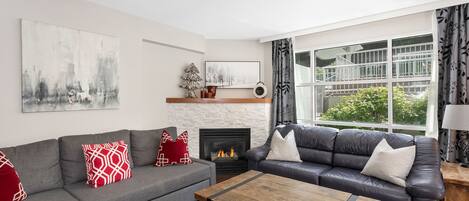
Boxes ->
[319,42,433,82]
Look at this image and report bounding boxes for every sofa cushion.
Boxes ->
[0,139,63,194]
[82,141,132,188]
[266,130,302,162]
[272,124,338,165]
[258,160,331,184]
[0,151,27,201]
[361,139,416,187]
[320,167,411,201]
[405,136,445,200]
[155,131,192,167]
[333,129,414,170]
[59,130,133,185]
[26,188,78,201]
[64,162,211,201]
[130,127,176,166]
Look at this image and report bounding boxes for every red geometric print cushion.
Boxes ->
[155,130,192,167]
[0,151,27,201]
[82,140,132,188]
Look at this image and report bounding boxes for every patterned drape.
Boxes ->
[437,4,469,162]
[271,38,297,132]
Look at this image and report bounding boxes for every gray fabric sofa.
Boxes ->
[0,127,216,201]
[246,124,445,201]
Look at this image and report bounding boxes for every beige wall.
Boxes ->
[0,0,273,147]
[141,41,205,128]
[0,0,207,147]
[295,11,433,50]
[204,39,272,98]
[0,0,433,147]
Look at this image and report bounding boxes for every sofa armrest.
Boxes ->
[405,136,445,200]
[191,158,216,185]
[245,145,270,170]
[246,145,270,162]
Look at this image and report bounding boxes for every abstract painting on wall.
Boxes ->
[21,19,120,112]
[205,61,260,88]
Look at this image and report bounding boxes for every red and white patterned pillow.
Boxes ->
[0,151,27,201]
[155,130,192,167]
[82,141,132,188]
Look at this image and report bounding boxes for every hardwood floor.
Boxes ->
[216,171,246,183]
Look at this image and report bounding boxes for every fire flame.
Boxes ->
[217,147,235,158]
[217,149,225,157]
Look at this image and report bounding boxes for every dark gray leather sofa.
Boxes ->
[0,127,216,201]
[246,124,445,201]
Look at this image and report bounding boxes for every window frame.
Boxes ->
[294,31,435,134]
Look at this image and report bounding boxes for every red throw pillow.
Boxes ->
[155,130,192,167]
[82,141,132,188]
[0,151,27,201]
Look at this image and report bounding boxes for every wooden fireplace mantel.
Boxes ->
[166,98,272,104]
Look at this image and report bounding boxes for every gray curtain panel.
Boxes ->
[437,4,469,162]
[271,38,297,133]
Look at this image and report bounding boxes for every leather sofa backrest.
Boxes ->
[333,129,414,170]
[275,124,338,165]
[0,139,64,194]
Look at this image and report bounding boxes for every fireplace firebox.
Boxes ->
[199,128,250,174]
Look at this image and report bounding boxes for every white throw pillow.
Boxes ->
[361,139,416,187]
[266,130,302,162]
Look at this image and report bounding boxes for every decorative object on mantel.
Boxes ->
[205,61,261,88]
[442,105,469,166]
[199,86,216,98]
[179,63,203,98]
[206,86,217,98]
[200,88,207,98]
[166,98,271,104]
[21,19,120,112]
[253,81,267,98]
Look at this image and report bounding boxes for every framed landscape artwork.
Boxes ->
[205,61,260,88]
[21,19,120,113]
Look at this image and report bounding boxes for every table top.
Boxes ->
[195,170,376,201]
[441,162,469,186]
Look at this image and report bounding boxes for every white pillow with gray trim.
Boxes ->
[361,139,416,187]
[266,130,302,162]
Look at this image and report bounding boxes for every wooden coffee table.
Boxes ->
[195,170,377,201]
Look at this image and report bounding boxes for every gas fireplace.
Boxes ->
[199,128,250,173]
[212,146,238,161]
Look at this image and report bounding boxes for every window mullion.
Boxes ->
[311,50,316,125]
[386,39,393,133]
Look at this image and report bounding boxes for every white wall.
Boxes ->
[141,41,205,127]
[295,11,433,50]
[0,0,206,147]
[0,0,433,147]
[204,39,272,98]
[0,0,274,147]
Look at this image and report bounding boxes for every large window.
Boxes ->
[295,34,434,135]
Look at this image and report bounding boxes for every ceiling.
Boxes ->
[87,0,442,40]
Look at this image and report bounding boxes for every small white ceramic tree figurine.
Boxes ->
[180,63,203,98]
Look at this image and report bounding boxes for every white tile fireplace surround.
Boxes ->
[167,98,271,158]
